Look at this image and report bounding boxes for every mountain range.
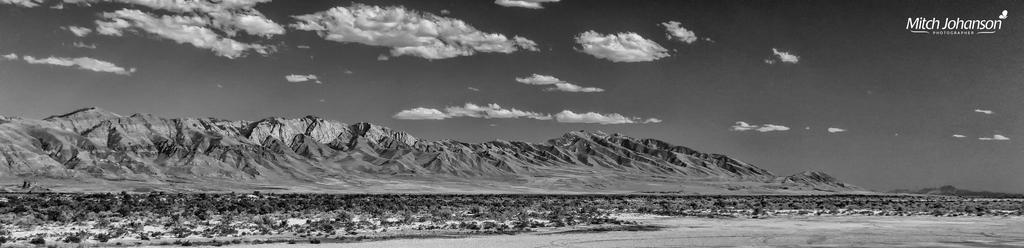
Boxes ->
[0,107,862,193]
[890,185,1024,198]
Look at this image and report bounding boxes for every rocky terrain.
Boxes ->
[0,107,860,193]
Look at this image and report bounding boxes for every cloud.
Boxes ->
[103,0,285,37]
[493,0,559,9]
[731,121,790,132]
[285,74,320,84]
[445,103,551,120]
[575,31,669,62]
[65,26,92,37]
[467,87,480,91]
[827,127,847,133]
[643,118,663,123]
[661,21,697,44]
[296,45,310,49]
[952,134,966,138]
[731,121,758,131]
[394,107,448,120]
[979,134,1010,141]
[758,124,790,132]
[22,55,135,75]
[54,0,284,36]
[974,109,994,115]
[514,74,604,93]
[394,103,658,124]
[1,53,16,60]
[207,10,285,37]
[0,0,42,7]
[377,54,390,61]
[96,9,272,58]
[291,4,538,60]
[765,48,799,64]
[3,0,284,58]
[394,103,550,120]
[72,42,97,49]
[554,110,659,125]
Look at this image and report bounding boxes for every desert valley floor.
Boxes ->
[255,215,1024,248]
[1,193,1023,247]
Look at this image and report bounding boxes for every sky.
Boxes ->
[1,0,1023,192]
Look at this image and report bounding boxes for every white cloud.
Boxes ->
[758,124,790,132]
[766,48,799,64]
[1,0,42,7]
[96,9,272,58]
[979,134,1010,141]
[1,53,17,60]
[661,21,697,44]
[394,107,448,120]
[3,0,285,58]
[72,42,97,49]
[731,121,758,131]
[4,0,284,57]
[493,0,559,9]
[22,55,134,75]
[49,0,283,37]
[515,74,561,85]
[207,10,285,37]
[974,109,994,115]
[105,0,285,37]
[377,54,390,61]
[32,0,275,12]
[575,31,669,62]
[285,74,320,84]
[394,103,550,120]
[554,110,657,125]
[467,87,480,91]
[731,121,789,132]
[643,118,663,123]
[827,127,847,133]
[952,134,966,138]
[296,45,310,49]
[291,4,538,60]
[395,103,657,124]
[445,103,551,120]
[514,74,604,93]
[65,26,92,37]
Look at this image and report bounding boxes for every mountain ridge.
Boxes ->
[889,185,1023,198]
[0,108,863,194]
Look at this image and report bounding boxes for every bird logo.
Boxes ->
[999,10,1008,19]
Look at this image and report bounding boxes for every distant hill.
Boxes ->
[890,185,1024,198]
[0,107,863,194]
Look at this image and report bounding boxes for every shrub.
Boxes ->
[62,235,82,243]
[94,233,111,242]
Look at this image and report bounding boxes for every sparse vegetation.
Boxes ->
[0,193,1020,246]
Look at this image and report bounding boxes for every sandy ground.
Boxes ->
[234,215,1024,248]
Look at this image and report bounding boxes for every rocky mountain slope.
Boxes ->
[0,107,861,193]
